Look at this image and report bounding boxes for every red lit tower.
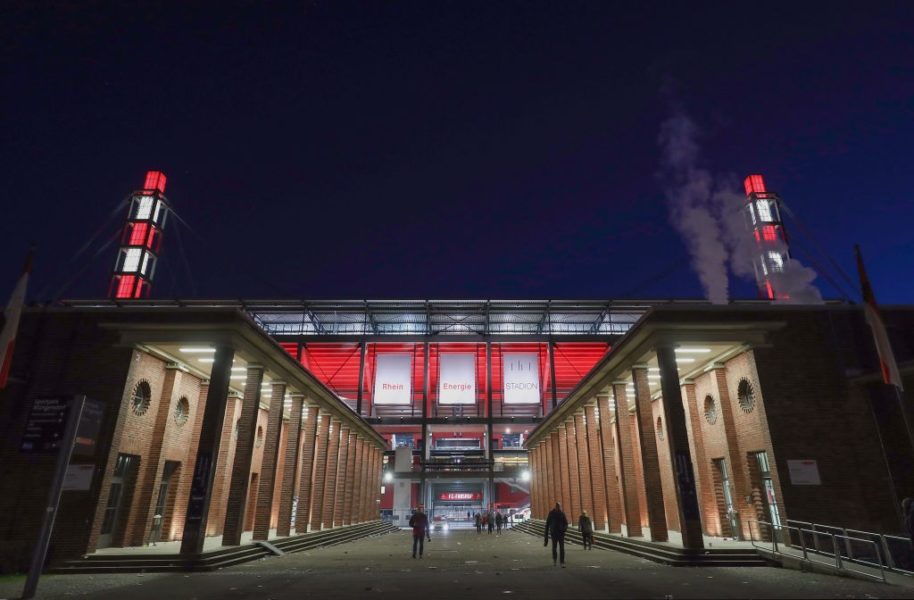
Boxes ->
[108,171,169,299]
[743,174,790,300]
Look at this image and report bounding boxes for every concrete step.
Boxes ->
[48,521,399,574]
[513,520,768,567]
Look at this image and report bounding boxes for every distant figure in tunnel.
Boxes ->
[409,504,431,559]
[495,511,503,534]
[578,510,594,550]
[544,502,569,567]
[487,509,496,534]
[475,512,482,533]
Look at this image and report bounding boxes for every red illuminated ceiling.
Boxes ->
[283,342,609,405]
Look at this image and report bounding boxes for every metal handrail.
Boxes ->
[785,518,914,576]
[750,520,886,582]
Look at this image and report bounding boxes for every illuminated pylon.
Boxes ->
[108,171,169,299]
[743,174,790,300]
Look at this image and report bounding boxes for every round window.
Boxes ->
[656,416,664,440]
[738,379,756,413]
[174,397,190,426]
[256,425,264,448]
[132,381,152,416]
[704,394,718,425]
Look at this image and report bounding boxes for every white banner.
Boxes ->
[373,353,412,405]
[503,352,540,404]
[438,353,476,405]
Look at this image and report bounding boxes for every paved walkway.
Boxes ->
[2,528,912,599]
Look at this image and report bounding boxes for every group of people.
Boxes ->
[474,509,510,534]
[544,502,594,567]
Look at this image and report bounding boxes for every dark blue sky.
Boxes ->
[2,2,913,302]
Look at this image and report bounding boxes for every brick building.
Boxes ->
[0,306,385,570]
[527,304,914,549]
[1,300,912,570]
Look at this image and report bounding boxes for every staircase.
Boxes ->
[48,521,399,574]
[513,519,768,567]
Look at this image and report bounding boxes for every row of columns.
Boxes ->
[180,347,383,554]
[529,346,704,549]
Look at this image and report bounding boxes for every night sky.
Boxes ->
[2,2,913,303]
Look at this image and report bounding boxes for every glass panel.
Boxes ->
[134,195,154,219]
[100,483,122,534]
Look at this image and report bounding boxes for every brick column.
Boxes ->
[564,420,581,520]
[309,412,331,531]
[320,419,342,528]
[359,444,370,522]
[341,431,356,525]
[130,366,182,546]
[712,365,751,540]
[372,447,382,519]
[682,382,712,535]
[222,365,264,546]
[545,433,557,509]
[295,405,319,533]
[350,437,364,524]
[550,431,564,510]
[180,346,235,555]
[366,448,377,521]
[611,383,642,536]
[575,404,606,530]
[364,447,376,522]
[527,447,539,516]
[332,426,351,527]
[596,395,623,533]
[252,382,286,540]
[656,346,703,548]
[171,381,209,540]
[276,394,304,537]
[632,366,668,542]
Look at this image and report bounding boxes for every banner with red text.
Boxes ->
[438,353,476,405]
[503,352,540,404]
[373,353,412,404]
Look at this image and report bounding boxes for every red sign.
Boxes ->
[439,491,482,501]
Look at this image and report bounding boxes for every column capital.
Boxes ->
[681,379,695,386]
[710,362,727,370]
[270,380,288,387]
[631,363,650,371]
[245,363,265,371]
[288,392,305,399]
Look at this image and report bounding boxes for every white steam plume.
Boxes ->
[658,114,729,304]
[659,112,823,304]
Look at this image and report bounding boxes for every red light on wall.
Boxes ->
[762,225,777,241]
[744,174,766,196]
[144,170,167,193]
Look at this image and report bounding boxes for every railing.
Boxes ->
[749,520,914,582]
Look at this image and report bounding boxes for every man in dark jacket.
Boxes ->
[578,510,594,550]
[544,502,569,567]
[408,505,431,559]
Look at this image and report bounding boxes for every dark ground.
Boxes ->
[2,528,912,599]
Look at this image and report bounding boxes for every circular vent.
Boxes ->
[132,381,152,416]
[174,397,190,426]
[738,378,756,413]
[704,394,718,425]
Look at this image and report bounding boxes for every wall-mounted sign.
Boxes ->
[20,397,71,453]
[62,464,95,491]
[439,491,483,501]
[787,459,821,485]
[438,353,476,405]
[503,352,540,404]
[374,354,412,405]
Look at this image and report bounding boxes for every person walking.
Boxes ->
[578,509,594,550]
[544,502,569,567]
[495,511,503,535]
[408,504,431,559]
[487,509,495,534]
[475,512,482,533]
